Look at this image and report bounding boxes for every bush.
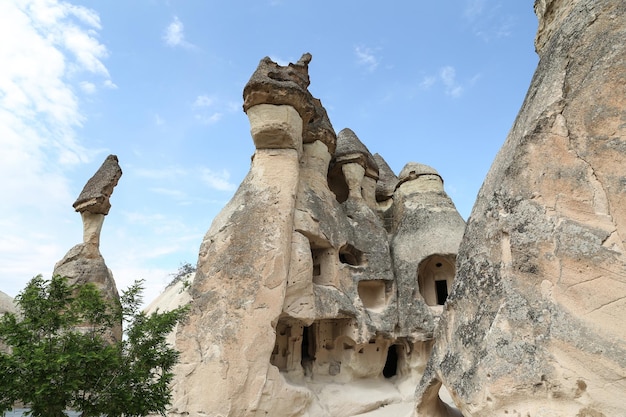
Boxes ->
[0,275,188,417]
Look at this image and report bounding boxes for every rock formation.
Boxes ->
[415,1,626,416]
[0,291,15,317]
[53,154,123,341]
[0,291,16,353]
[151,54,465,417]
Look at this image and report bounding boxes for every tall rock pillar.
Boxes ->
[415,1,626,416]
[169,55,313,416]
[53,154,123,342]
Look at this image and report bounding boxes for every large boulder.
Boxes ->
[415,1,626,416]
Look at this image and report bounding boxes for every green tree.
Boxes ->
[0,275,188,417]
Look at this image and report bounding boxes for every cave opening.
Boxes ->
[383,344,398,378]
[435,280,448,305]
[301,325,315,366]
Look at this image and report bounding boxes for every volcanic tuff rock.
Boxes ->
[0,291,16,353]
[153,54,465,417]
[54,155,123,342]
[0,291,15,316]
[415,1,626,416]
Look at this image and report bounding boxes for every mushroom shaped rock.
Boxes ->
[329,128,379,207]
[54,155,122,342]
[390,162,465,336]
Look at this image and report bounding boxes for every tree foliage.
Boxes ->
[0,275,188,417]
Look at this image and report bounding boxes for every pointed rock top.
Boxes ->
[333,128,379,178]
[73,155,123,215]
[373,153,398,201]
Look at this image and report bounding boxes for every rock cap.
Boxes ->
[396,162,442,189]
[333,128,379,179]
[243,53,314,124]
[73,155,122,215]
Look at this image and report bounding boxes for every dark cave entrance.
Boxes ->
[301,325,315,366]
[435,280,448,305]
[383,344,398,378]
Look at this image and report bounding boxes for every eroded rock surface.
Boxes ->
[54,155,122,342]
[160,55,465,417]
[415,1,626,416]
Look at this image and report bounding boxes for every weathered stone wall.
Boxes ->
[415,1,626,416]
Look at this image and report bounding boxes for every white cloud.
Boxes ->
[201,168,236,192]
[194,95,214,107]
[163,16,192,48]
[80,81,96,94]
[192,94,237,125]
[417,66,471,98]
[464,1,512,41]
[440,66,464,98]
[0,0,113,295]
[150,187,187,199]
[134,165,235,192]
[134,166,188,179]
[155,113,165,126]
[354,46,379,72]
[464,0,486,21]
[195,112,223,125]
[420,76,437,90]
[103,79,117,89]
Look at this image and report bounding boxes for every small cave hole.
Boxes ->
[339,244,364,266]
[383,345,398,378]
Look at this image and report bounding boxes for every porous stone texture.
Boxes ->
[415,1,626,416]
[158,55,465,417]
[391,163,465,337]
[54,155,122,342]
[73,154,122,215]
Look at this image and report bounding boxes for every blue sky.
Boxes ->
[0,0,539,302]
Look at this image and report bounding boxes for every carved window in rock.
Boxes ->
[310,244,335,286]
[358,279,392,311]
[327,164,349,203]
[417,254,456,306]
[338,243,364,266]
[271,318,361,376]
[271,319,305,373]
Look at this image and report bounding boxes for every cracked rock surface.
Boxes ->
[415,1,626,416]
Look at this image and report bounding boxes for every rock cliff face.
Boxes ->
[53,155,123,342]
[415,1,626,416]
[153,54,465,417]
